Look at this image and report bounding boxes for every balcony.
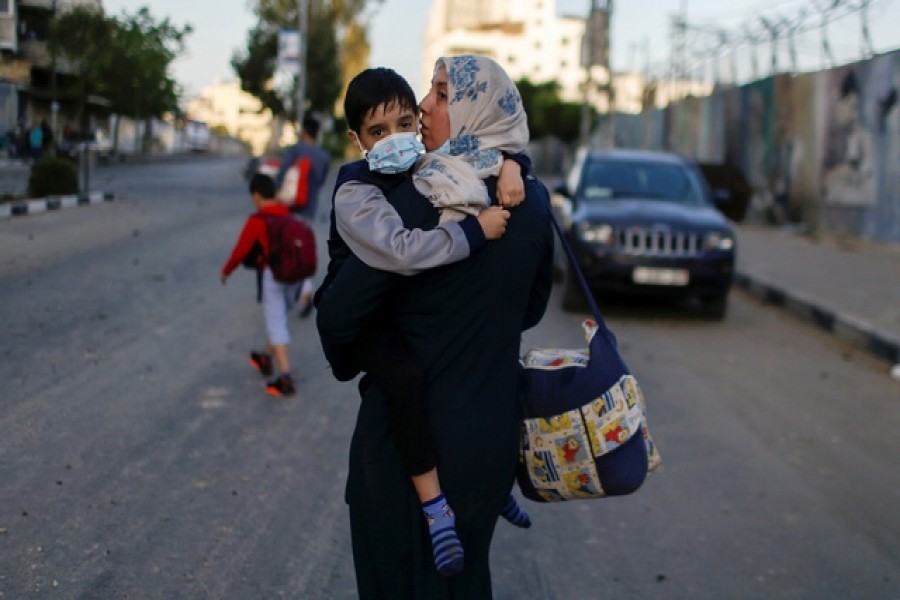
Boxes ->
[18,39,75,73]
[0,57,30,83]
[18,38,48,65]
[19,0,101,9]
[18,0,55,9]
[0,17,14,52]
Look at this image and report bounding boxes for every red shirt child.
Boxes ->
[220,202,292,280]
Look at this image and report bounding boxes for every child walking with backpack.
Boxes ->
[221,173,314,397]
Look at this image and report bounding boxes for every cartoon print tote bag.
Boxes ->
[516,209,662,503]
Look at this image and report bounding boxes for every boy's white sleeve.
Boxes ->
[335,180,472,276]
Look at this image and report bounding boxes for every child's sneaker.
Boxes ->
[266,373,296,397]
[249,351,273,377]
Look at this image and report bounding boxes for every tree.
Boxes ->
[47,5,114,128]
[102,8,191,152]
[516,78,592,144]
[49,5,191,152]
[105,8,191,120]
[232,0,381,127]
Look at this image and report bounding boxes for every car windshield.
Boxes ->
[578,158,708,206]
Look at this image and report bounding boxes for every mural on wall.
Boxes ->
[722,86,743,172]
[770,74,795,222]
[669,95,703,159]
[613,49,900,243]
[821,66,877,236]
[868,53,900,242]
[700,90,726,163]
[786,73,822,228]
[748,79,776,221]
[821,58,900,238]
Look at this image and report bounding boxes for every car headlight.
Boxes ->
[575,222,614,244]
[704,232,734,251]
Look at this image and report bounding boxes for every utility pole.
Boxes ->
[296,0,309,128]
[815,0,839,68]
[50,0,59,148]
[668,1,687,110]
[578,0,595,148]
[783,14,802,74]
[579,0,613,148]
[743,25,760,80]
[858,0,874,58]
[759,16,780,75]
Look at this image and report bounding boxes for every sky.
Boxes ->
[101,0,900,100]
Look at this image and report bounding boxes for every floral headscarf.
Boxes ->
[412,54,529,221]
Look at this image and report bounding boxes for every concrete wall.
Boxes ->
[609,49,900,244]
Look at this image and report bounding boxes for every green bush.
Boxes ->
[28,157,79,198]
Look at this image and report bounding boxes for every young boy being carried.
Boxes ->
[221,174,301,397]
[316,67,531,577]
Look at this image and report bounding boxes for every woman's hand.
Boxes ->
[497,159,524,207]
[477,206,510,240]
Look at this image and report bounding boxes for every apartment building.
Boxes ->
[423,0,612,112]
[424,0,711,117]
[186,79,297,156]
[0,0,103,139]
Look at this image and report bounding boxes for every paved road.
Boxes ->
[1,157,898,599]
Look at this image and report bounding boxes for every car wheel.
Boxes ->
[562,269,589,313]
[702,292,728,320]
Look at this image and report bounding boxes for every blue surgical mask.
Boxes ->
[364,132,424,174]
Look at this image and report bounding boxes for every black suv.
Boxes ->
[554,149,736,319]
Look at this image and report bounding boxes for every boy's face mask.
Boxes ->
[363,131,424,174]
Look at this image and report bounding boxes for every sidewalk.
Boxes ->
[733,224,900,370]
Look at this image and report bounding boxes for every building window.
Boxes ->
[561,37,570,46]
[508,55,516,64]
[534,41,541,50]
[0,0,11,16]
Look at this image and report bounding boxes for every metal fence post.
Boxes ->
[78,143,91,199]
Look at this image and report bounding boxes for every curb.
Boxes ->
[0,191,115,219]
[734,271,900,365]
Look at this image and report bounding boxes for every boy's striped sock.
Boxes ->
[500,493,531,528]
[422,493,464,576]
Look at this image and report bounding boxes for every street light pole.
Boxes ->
[578,0,594,148]
[296,0,309,128]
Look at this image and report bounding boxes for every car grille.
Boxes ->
[616,227,702,257]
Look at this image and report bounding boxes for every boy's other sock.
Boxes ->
[500,493,531,528]
[422,493,464,576]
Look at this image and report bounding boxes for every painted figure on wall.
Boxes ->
[822,69,876,209]
[870,54,900,242]
[743,80,775,222]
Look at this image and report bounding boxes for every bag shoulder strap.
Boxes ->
[546,202,613,335]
